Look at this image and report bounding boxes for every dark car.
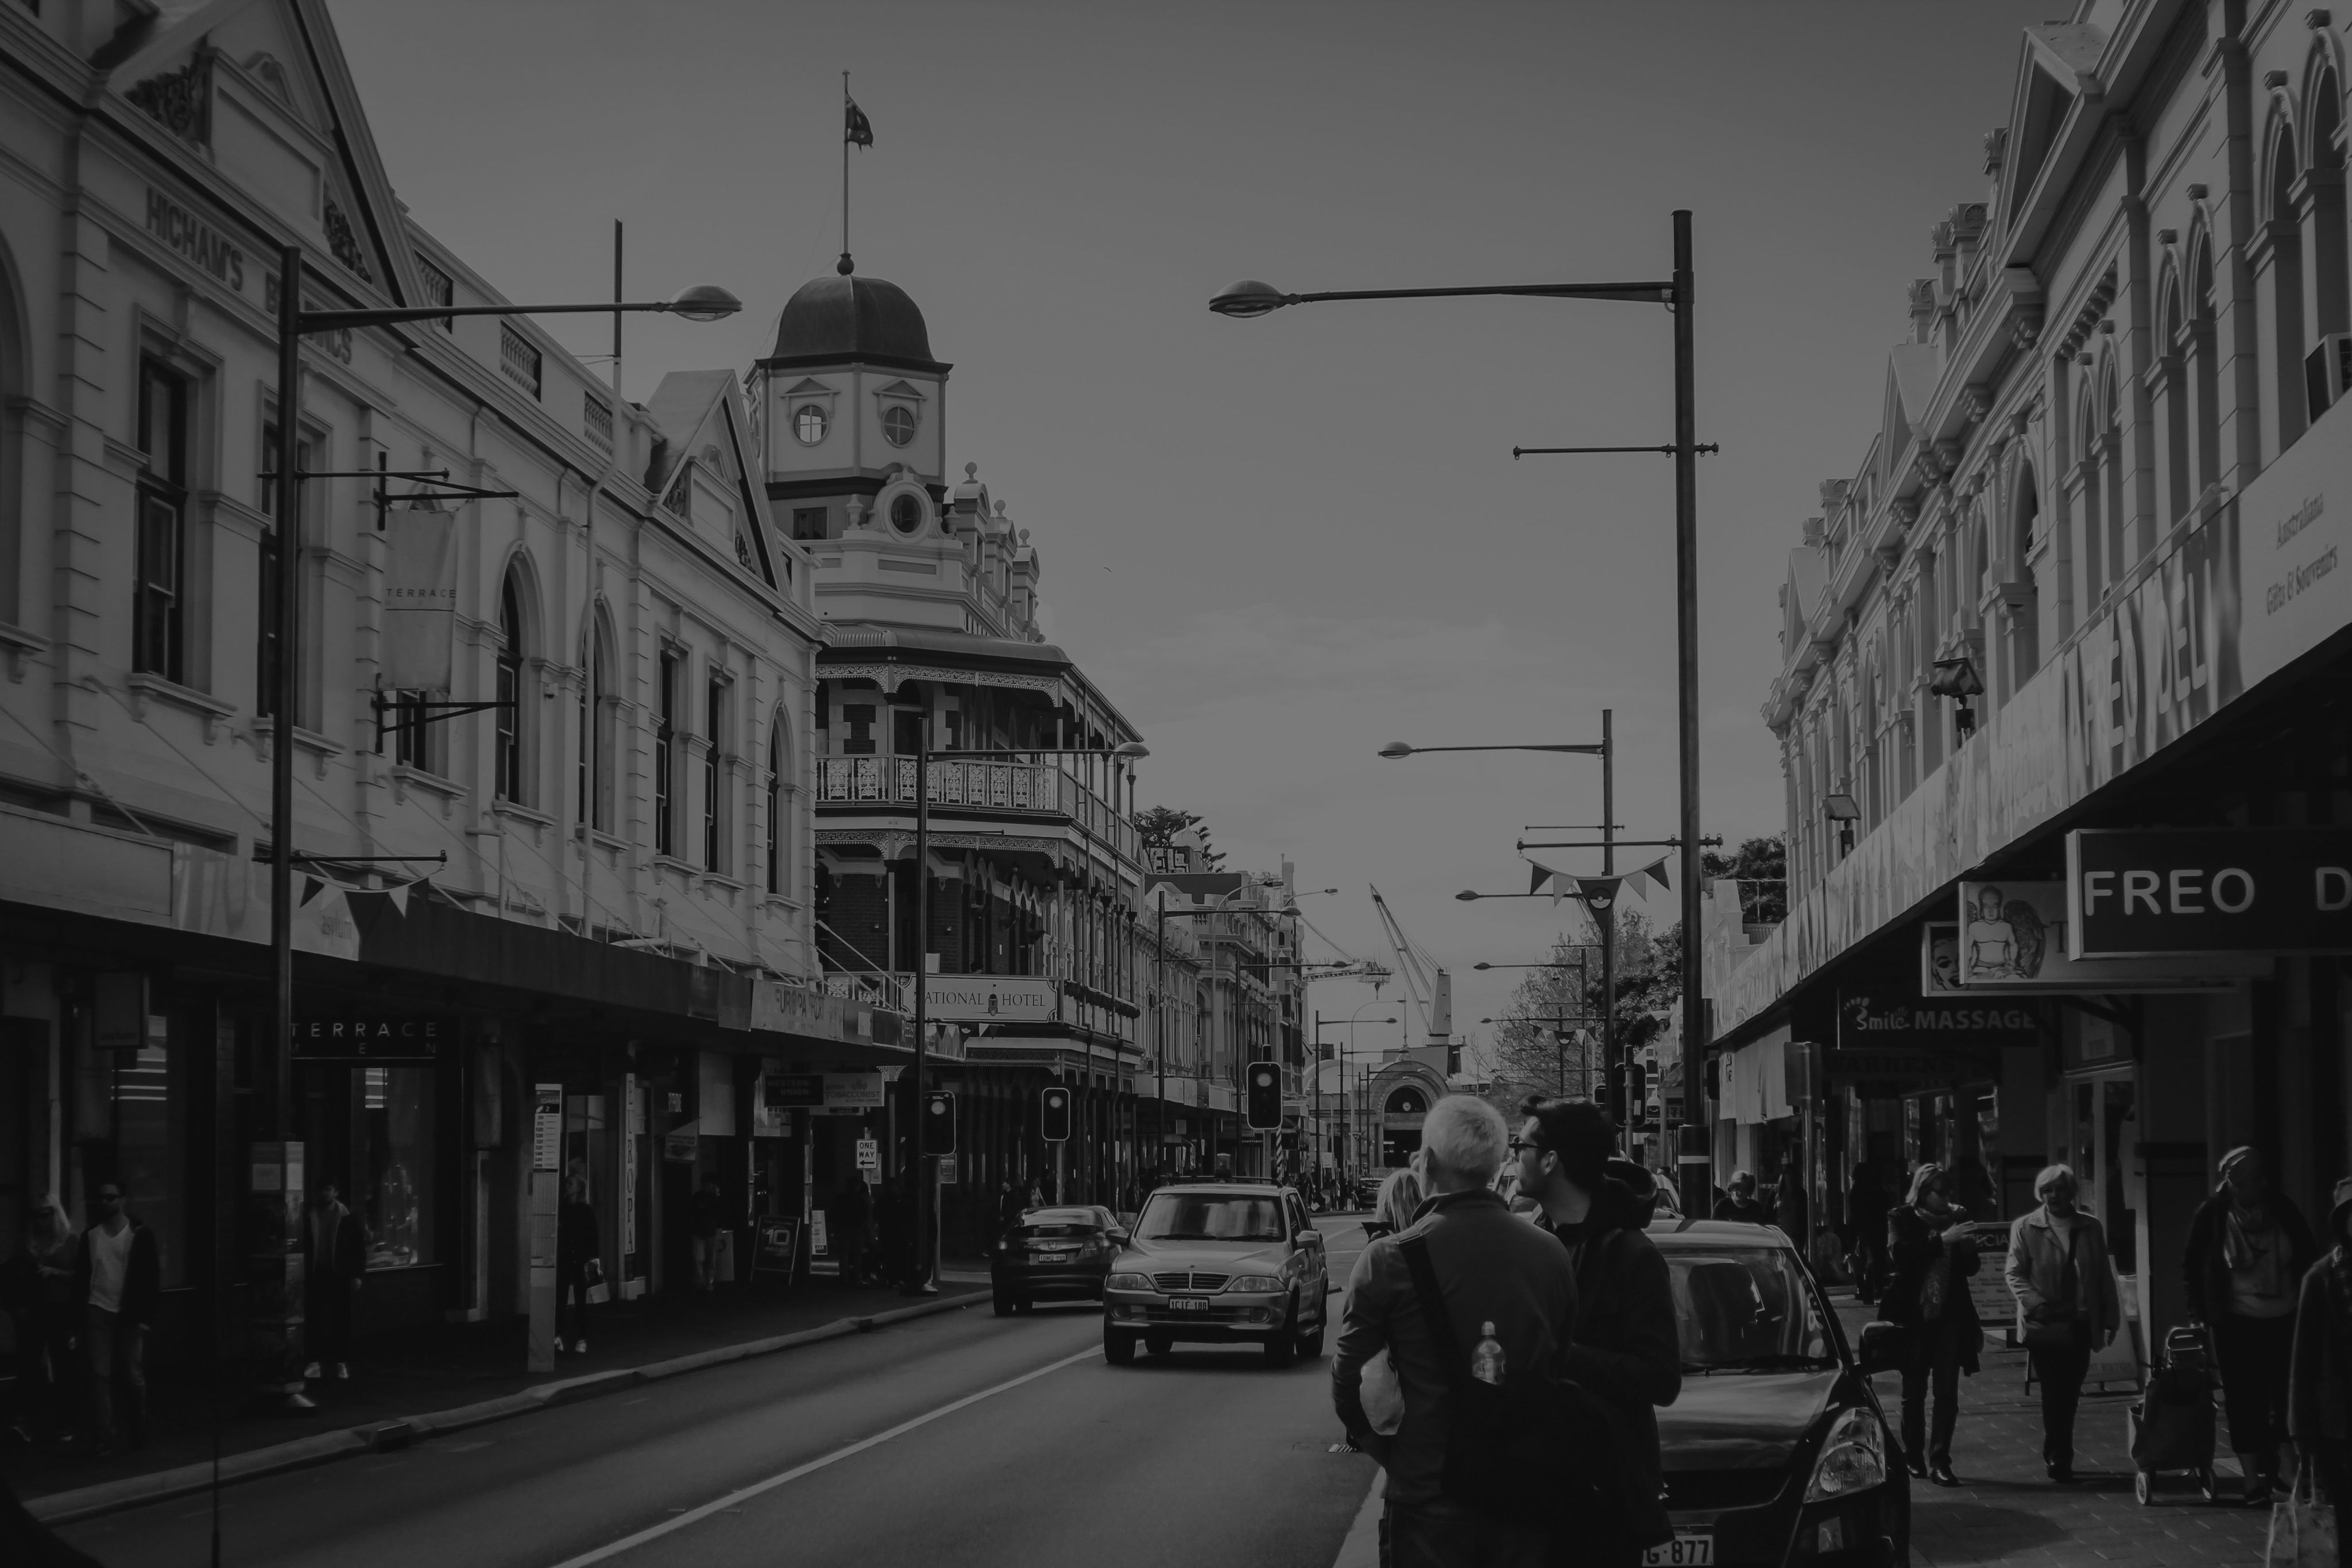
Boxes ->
[992,1206,1126,1314]
[1649,1218,1910,1568]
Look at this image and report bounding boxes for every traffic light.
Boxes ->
[1628,1062,1650,1125]
[1244,1059,1282,1130]
[1040,1085,1071,1143]
[1605,1060,1627,1127]
[922,1089,957,1156]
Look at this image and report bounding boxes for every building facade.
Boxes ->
[0,0,906,1367]
[1716,0,2352,1342]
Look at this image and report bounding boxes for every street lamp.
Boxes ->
[1213,216,1712,1218]
[1314,1004,1394,1195]
[262,249,739,1395]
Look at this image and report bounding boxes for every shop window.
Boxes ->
[791,506,826,541]
[360,1066,438,1268]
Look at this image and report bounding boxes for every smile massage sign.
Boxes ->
[2066,827,2352,957]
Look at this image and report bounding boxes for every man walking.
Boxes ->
[1712,1171,1766,1223]
[72,1184,158,1454]
[301,1180,366,1381]
[1333,1095,1577,1567]
[1513,1098,1678,1559]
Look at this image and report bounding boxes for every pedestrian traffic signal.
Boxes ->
[1040,1085,1071,1143]
[1628,1063,1650,1124]
[922,1090,957,1156]
[1244,1060,1282,1130]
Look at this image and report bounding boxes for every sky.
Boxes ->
[326,0,2059,1061]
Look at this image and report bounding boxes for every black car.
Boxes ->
[1649,1218,1910,1568]
[992,1206,1127,1314]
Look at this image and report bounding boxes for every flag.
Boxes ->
[845,98,873,148]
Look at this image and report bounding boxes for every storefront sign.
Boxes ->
[750,980,899,1044]
[1935,884,2266,994]
[761,1071,885,1112]
[751,1216,800,1283]
[381,502,458,692]
[1839,989,2041,1048]
[662,1130,698,1162]
[923,975,1056,1023]
[532,1083,562,1172]
[144,185,247,291]
[1824,1047,2003,1083]
[2067,827,2352,956]
[293,1011,459,1060]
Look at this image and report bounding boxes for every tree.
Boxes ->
[1134,804,1224,869]
[1703,835,1787,926]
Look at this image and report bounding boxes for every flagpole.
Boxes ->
[841,71,852,274]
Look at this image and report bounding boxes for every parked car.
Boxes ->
[1101,1183,1330,1366]
[1650,1217,1911,1567]
[992,1206,1127,1315]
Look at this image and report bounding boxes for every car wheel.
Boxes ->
[1145,1331,1173,1357]
[1104,1326,1137,1365]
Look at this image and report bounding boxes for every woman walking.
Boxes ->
[555,1175,601,1355]
[2004,1165,2120,1481]
[1883,1162,1981,1486]
[2184,1146,2315,1505]
[1360,1166,1423,1241]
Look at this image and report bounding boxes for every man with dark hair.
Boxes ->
[1514,1097,1678,1558]
[71,1183,158,1455]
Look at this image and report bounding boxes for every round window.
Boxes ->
[889,494,923,534]
[794,404,827,444]
[881,405,918,447]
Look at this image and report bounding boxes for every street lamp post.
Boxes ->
[1475,950,1594,1096]
[1314,1005,1394,1194]
[1214,217,1713,1218]
[265,250,738,1393]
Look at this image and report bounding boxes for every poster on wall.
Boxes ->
[1940,881,2268,993]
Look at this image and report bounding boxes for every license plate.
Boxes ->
[1169,1296,1210,1313]
[1032,1251,1074,1261]
[1642,1534,1712,1567]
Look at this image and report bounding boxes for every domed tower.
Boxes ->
[753,271,951,544]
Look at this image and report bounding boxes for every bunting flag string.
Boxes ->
[1522,853,1673,916]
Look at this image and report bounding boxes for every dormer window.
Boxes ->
[889,494,923,535]
[795,404,828,444]
[883,405,917,447]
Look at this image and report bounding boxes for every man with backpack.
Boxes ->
[1332,1095,1578,1567]
[1514,1099,1679,1561]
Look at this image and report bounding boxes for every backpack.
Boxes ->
[1398,1233,1627,1536]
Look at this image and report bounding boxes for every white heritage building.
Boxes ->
[1719,1,2352,1339]
[0,0,903,1355]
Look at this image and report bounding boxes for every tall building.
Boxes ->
[1714,1,2352,1338]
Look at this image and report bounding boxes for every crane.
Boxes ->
[1368,885,1452,1051]
[1289,903,1392,986]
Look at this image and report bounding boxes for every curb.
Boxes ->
[26,1290,981,1527]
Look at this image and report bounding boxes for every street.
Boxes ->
[56,1232,1378,1568]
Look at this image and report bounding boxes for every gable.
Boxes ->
[105,0,423,308]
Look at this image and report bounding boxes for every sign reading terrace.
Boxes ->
[2068,828,2352,957]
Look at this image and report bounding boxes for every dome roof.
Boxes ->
[766,274,943,370]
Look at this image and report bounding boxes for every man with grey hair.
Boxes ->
[1333,1095,1579,1566]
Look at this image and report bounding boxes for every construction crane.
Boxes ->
[1368,885,1452,1051]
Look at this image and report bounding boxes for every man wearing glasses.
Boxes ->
[71,1184,159,1454]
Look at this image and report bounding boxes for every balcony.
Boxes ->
[816,756,1140,862]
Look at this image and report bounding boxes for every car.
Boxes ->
[1100,1182,1330,1366]
[991,1206,1127,1315]
[1649,1217,1910,1568]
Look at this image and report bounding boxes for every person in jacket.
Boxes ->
[301,1180,368,1382]
[555,1175,601,1354]
[0,1200,76,1443]
[1334,1096,1578,1568]
[1712,1171,1766,1224]
[1772,1152,1808,1245]
[2003,1164,2121,1482]
[1515,1098,1678,1561]
[2184,1146,2316,1506]
[1364,1166,1425,1242]
[1882,1162,1979,1486]
[689,1176,727,1292]
[1845,1164,1889,1304]
[2288,1175,2352,1512]
[71,1183,159,1454]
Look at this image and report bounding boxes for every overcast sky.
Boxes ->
[328,0,2056,1060]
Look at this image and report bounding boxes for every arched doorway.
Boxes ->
[1383,1086,1428,1167]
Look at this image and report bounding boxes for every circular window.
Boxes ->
[794,404,827,444]
[889,494,923,535]
[881,405,918,447]
[1386,1089,1426,1116]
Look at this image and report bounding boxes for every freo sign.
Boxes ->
[2068,827,2352,957]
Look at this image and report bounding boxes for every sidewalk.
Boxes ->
[1828,1290,2271,1566]
[3,1264,990,1515]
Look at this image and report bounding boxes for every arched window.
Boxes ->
[2099,363,2126,578]
[2266,121,2308,451]
[2073,382,2103,602]
[2191,238,2222,494]
[577,610,615,832]
[2011,463,2041,680]
[2303,69,2348,419]
[766,708,790,896]
[495,571,527,803]
[2157,274,2191,522]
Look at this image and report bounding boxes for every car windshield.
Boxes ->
[1668,1245,1837,1373]
[1135,1193,1286,1242]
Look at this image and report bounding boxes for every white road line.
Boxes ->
[543,1344,1101,1568]
[1332,1472,1385,1568]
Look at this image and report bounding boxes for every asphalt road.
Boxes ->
[63,1218,1378,1568]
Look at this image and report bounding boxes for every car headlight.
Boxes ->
[1804,1406,1887,1501]
[1225,1275,1284,1293]
[1106,1272,1154,1292]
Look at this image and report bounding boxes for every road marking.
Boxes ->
[1332,1472,1384,1568]
[544,1344,1100,1567]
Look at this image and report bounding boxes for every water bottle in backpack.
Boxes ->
[1470,1322,1505,1385]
